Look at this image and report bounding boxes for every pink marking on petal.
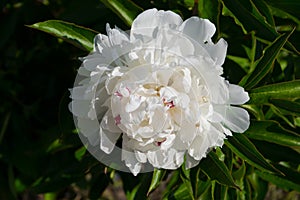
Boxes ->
[114,115,121,125]
[162,98,175,109]
[155,138,167,146]
[114,91,123,98]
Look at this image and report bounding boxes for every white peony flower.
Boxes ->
[70,9,250,175]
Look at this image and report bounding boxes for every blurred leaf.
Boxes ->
[264,0,300,18]
[255,170,300,192]
[169,183,194,200]
[199,151,238,189]
[147,169,166,196]
[240,30,293,89]
[89,173,110,200]
[245,120,300,147]
[198,0,219,26]
[28,20,98,51]
[247,172,268,199]
[225,134,278,173]
[248,80,300,104]
[99,0,143,26]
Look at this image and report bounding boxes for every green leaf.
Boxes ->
[221,0,277,41]
[247,172,268,200]
[199,151,238,189]
[225,134,278,173]
[240,30,294,89]
[252,140,300,164]
[264,0,300,18]
[28,20,98,51]
[248,80,300,104]
[255,170,300,192]
[180,167,195,200]
[99,0,143,26]
[269,98,300,115]
[245,120,300,147]
[251,0,275,27]
[198,0,219,26]
[147,169,166,196]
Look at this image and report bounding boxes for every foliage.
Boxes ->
[1,0,300,199]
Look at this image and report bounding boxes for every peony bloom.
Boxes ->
[70,9,250,175]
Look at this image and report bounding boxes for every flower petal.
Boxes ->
[131,8,183,41]
[228,83,250,105]
[223,106,250,133]
[179,17,216,44]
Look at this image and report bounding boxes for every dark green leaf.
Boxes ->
[255,170,300,192]
[265,0,300,18]
[28,20,98,51]
[198,0,219,26]
[248,80,300,104]
[253,140,300,164]
[241,30,294,89]
[100,0,143,26]
[225,134,278,173]
[251,0,275,26]
[270,98,300,115]
[147,169,166,196]
[247,172,268,200]
[222,0,277,41]
[245,120,300,148]
[199,151,238,189]
[180,166,194,200]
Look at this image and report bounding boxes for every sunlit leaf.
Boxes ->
[28,20,98,51]
[240,30,293,89]
[245,120,300,148]
[248,80,300,104]
[147,169,166,196]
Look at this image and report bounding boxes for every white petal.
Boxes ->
[99,128,121,154]
[106,24,129,46]
[188,134,209,160]
[94,34,110,53]
[70,100,91,118]
[185,154,200,169]
[77,117,100,146]
[205,38,228,65]
[228,83,250,105]
[135,151,147,163]
[131,9,183,41]
[223,106,250,133]
[179,17,216,44]
[122,141,142,176]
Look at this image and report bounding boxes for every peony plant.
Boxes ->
[29,1,300,199]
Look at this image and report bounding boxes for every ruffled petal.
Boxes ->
[77,117,100,146]
[179,17,216,44]
[131,8,183,41]
[228,83,250,105]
